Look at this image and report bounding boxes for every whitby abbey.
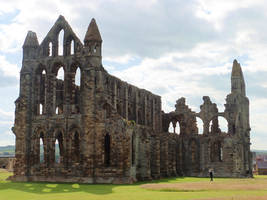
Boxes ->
[10,16,252,183]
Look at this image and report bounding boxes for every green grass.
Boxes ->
[1,172,267,200]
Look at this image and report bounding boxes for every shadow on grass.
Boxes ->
[0,172,220,195]
[0,180,118,195]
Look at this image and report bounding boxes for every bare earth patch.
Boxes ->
[141,179,267,191]
[195,195,267,200]
[141,178,267,200]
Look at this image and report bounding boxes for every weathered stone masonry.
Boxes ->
[11,16,252,183]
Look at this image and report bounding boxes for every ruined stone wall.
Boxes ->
[11,16,252,184]
[0,157,15,171]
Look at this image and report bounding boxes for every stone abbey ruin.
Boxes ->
[11,16,252,183]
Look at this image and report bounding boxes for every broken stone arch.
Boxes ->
[194,115,204,134]
[32,126,47,164]
[208,114,229,134]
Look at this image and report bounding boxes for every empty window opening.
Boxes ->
[218,117,228,133]
[75,67,81,86]
[93,46,97,53]
[39,104,43,115]
[104,133,111,166]
[42,70,46,75]
[55,139,60,163]
[57,67,64,80]
[175,121,180,134]
[196,117,204,134]
[58,29,64,56]
[55,106,63,115]
[71,40,74,55]
[55,132,63,163]
[49,42,52,56]
[168,122,174,133]
[40,133,44,163]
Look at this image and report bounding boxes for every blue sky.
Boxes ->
[0,0,267,149]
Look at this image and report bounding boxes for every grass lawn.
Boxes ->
[0,171,267,200]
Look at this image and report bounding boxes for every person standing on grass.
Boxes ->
[209,168,214,181]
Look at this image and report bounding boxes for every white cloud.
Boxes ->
[195,0,261,29]
[104,54,137,64]
[0,56,20,78]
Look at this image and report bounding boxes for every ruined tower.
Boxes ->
[11,16,252,183]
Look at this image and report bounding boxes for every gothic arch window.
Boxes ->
[104,133,111,166]
[196,117,204,134]
[55,65,64,114]
[168,121,174,133]
[75,67,81,87]
[49,42,53,56]
[35,68,46,115]
[209,116,228,134]
[58,29,64,56]
[55,106,63,115]
[71,40,74,55]
[175,121,181,134]
[57,67,64,80]
[39,104,43,115]
[55,131,63,163]
[218,116,228,133]
[39,132,44,164]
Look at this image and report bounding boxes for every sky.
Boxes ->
[0,0,267,150]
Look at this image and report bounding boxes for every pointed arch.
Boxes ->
[55,131,64,164]
[49,42,53,56]
[175,121,181,134]
[71,40,74,55]
[218,116,228,133]
[39,104,43,115]
[209,115,228,134]
[53,64,65,115]
[69,64,81,113]
[35,66,47,115]
[75,67,81,86]
[57,66,64,80]
[196,117,204,134]
[40,132,44,163]
[168,121,174,133]
[58,29,64,56]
